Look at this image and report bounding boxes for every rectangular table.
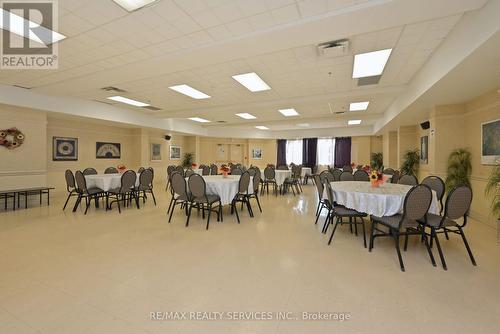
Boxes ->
[0,187,55,210]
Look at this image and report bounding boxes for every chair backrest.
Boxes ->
[184,169,195,177]
[421,176,445,202]
[291,164,301,178]
[313,174,324,200]
[65,169,75,190]
[248,167,256,176]
[167,165,175,177]
[231,168,242,175]
[319,170,334,183]
[120,170,136,192]
[264,166,275,180]
[353,170,370,182]
[83,168,97,176]
[174,166,184,176]
[252,171,261,193]
[137,167,145,174]
[324,182,335,208]
[402,184,432,222]
[383,168,395,175]
[188,174,206,199]
[391,170,400,184]
[238,172,250,194]
[74,170,87,193]
[139,169,153,189]
[210,164,218,175]
[104,167,118,174]
[277,165,288,170]
[339,171,354,181]
[399,174,418,186]
[444,185,473,221]
[332,168,342,181]
[342,165,353,173]
[171,172,188,198]
[202,165,210,175]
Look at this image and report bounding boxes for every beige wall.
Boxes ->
[382,131,398,168]
[397,125,418,168]
[248,139,277,169]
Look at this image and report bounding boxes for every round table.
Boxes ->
[188,175,253,205]
[274,170,291,186]
[85,173,139,191]
[323,181,439,217]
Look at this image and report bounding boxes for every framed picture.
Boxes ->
[169,145,181,160]
[481,119,500,165]
[420,136,428,164]
[96,142,121,159]
[53,137,78,161]
[252,148,262,160]
[151,143,162,161]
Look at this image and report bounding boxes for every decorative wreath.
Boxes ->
[0,128,25,150]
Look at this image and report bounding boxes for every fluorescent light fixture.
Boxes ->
[297,123,310,127]
[0,9,66,45]
[278,108,299,117]
[112,0,159,12]
[188,117,210,123]
[255,126,269,130]
[107,96,149,107]
[169,84,211,99]
[235,113,257,120]
[348,120,362,125]
[352,49,392,78]
[349,101,370,111]
[232,72,271,92]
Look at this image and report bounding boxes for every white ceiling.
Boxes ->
[0,0,495,135]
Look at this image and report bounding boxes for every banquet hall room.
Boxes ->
[0,0,499,333]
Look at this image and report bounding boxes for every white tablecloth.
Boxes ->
[274,170,291,186]
[185,168,202,175]
[188,175,253,205]
[85,173,139,192]
[322,181,439,217]
[301,167,312,177]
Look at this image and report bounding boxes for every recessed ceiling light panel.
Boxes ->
[348,119,362,125]
[278,108,299,117]
[297,123,310,127]
[107,96,150,107]
[349,102,369,111]
[235,113,257,120]
[169,85,211,99]
[352,49,392,78]
[232,72,271,92]
[255,126,269,130]
[112,0,159,12]
[188,117,210,123]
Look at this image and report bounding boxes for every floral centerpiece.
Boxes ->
[362,165,371,172]
[220,166,230,178]
[117,164,126,173]
[370,170,384,187]
[191,163,197,169]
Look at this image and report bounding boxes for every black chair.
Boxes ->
[370,184,435,271]
[62,170,78,210]
[106,170,139,213]
[73,170,103,214]
[262,167,277,196]
[419,185,476,270]
[186,174,222,230]
[313,174,329,225]
[210,164,218,175]
[166,165,176,190]
[231,168,243,175]
[339,171,354,181]
[319,170,334,184]
[136,168,156,205]
[421,176,445,214]
[104,167,118,174]
[201,165,210,176]
[353,170,370,181]
[283,165,301,195]
[230,172,252,223]
[323,181,367,248]
[277,165,289,170]
[82,168,97,176]
[303,165,317,185]
[399,174,418,186]
[138,167,145,173]
[247,170,262,214]
[331,168,342,181]
[167,172,191,224]
[184,168,195,178]
[383,168,395,175]
[342,165,353,173]
[391,170,400,184]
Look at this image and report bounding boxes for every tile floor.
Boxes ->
[0,184,499,334]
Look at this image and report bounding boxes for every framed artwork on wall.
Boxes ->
[252,148,262,159]
[151,143,162,161]
[481,119,500,165]
[169,145,181,160]
[420,136,428,164]
[53,137,78,161]
[96,142,121,159]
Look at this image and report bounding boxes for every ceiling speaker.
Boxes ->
[420,121,430,130]
[164,135,171,141]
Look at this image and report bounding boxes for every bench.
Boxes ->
[0,187,55,211]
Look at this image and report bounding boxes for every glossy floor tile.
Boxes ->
[0,185,499,334]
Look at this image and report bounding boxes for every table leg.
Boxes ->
[25,191,28,209]
[40,190,42,205]
[47,190,50,205]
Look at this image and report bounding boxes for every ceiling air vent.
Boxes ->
[357,75,381,86]
[317,39,349,58]
[101,86,127,93]
[142,106,162,111]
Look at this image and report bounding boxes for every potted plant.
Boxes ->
[370,152,383,171]
[181,152,194,168]
[485,161,500,221]
[400,149,420,177]
[445,148,472,192]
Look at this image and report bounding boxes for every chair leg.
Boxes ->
[315,201,320,217]
[404,231,409,251]
[432,228,447,270]
[315,203,325,225]
[206,204,212,230]
[443,228,450,240]
[186,203,193,227]
[458,226,476,266]
[151,190,156,205]
[219,202,223,222]
[84,197,91,215]
[134,192,140,209]
[369,220,376,251]
[72,195,82,212]
[233,201,240,223]
[394,232,405,272]
[246,198,254,217]
[168,200,177,223]
[116,195,122,214]
[321,210,331,234]
[167,196,174,214]
[354,218,358,236]
[328,217,340,245]
[361,217,367,248]
[422,231,436,267]
[63,192,72,210]
[255,194,262,213]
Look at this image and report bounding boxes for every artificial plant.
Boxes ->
[445,148,472,192]
[400,149,420,176]
[370,152,383,171]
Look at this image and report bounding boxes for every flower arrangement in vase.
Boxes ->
[370,170,385,187]
[350,162,356,169]
[220,166,230,178]
[191,163,197,169]
[117,165,126,173]
[362,165,371,173]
